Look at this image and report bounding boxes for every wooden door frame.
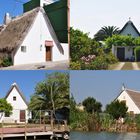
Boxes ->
[20,110,26,122]
[45,40,53,61]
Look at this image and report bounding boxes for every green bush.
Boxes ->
[105,35,136,51]
[80,56,108,70]
[1,57,13,67]
[70,61,81,70]
[105,52,118,64]
[134,46,140,61]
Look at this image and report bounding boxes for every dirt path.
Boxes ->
[109,62,140,70]
[132,62,140,70]
[109,62,125,70]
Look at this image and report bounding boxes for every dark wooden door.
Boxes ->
[46,47,52,61]
[20,110,25,122]
[117,48,125,61]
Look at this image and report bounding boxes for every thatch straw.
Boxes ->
[0,8,40,57]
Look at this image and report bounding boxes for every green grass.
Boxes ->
[121,62,133,70]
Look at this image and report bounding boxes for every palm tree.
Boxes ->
[94,26,120,41]
[28,72,69,120]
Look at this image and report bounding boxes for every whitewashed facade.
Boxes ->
[112,46,135,61]
[116,86,140,114]
[0,83,30,123]
[112,20,140,61]
[14,10,69,65]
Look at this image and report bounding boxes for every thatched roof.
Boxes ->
[0,8,40,55]
[126,89,140,110]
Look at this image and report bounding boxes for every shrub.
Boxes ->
[0,57,13,67]
[90,56,108,70]
[134,46,140,61]
[105,52,118,64]
[80,56,108,70]
[1,57,13,67]
[70,61,81,70]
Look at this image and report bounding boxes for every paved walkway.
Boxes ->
[0,60,69,70]
[109,62,140,70]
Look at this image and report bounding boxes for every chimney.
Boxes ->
[4,13,11,25]
[122,84,126,91]
[12,82,17,86]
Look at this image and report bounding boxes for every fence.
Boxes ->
[0,110,69,140]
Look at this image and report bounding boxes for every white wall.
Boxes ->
[14,11,46,65]
[52,43,69,61]
[112,46,135,60]
[117,90,140,114]
[14,10,69,65]
[5,87,29,123]
[120,23,140,37]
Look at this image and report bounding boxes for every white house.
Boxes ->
[116,85,140,115]
[112,19,140,61]
[0,83,30,123]
[0,1,69,65]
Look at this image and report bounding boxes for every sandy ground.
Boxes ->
[0,60,69,70]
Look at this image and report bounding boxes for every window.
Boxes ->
[40,45,42,51]
[21,46,26,52]
[121,100,126,104]
[13,96,16,101]
[5,112,10,117]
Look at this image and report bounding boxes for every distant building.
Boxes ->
[76,103,84,111]
[116,85,140,115]
[112,19,140,61]
[0,83,31,123]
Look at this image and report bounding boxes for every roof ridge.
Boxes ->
[5,83,28,106]
[126,88,140,94]
[11,7,41,22]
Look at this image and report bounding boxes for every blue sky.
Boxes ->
[0,0,29,24]
[70,71,140,109]
[0,70,67,101]
[71,0,140,37]
[0,0,58,24]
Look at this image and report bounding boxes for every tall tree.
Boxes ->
[82,97,102,114]
[29,72,69,114]
[106,100,128,119]
[0,99,13,116]
[94,26,120,41]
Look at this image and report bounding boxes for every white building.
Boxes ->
[116,85,140,115]
[112,20,140,61]
[0,83,30,123]
[0,6,69,65]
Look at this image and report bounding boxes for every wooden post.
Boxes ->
[43,114,46,132]
[51,111,53,130]
[64,120,67,131]
[25,121,27,140]
[1,121,3,140]
[67,0,70,61]
[40,110,41,127]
